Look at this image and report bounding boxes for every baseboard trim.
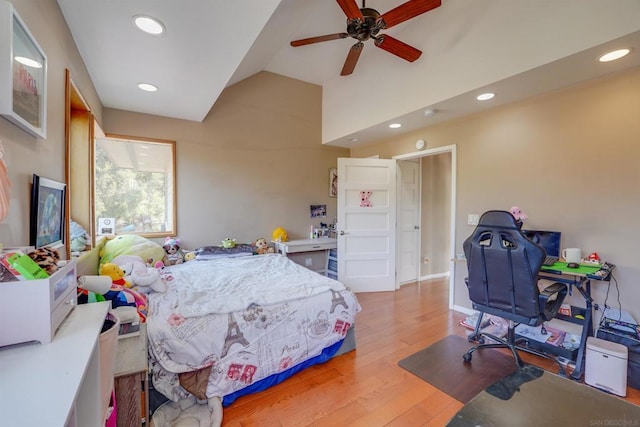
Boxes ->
[453,304,475,315]
[419,272,450,281]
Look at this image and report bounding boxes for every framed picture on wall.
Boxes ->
[0,2,47,138]
[329,167,337,197]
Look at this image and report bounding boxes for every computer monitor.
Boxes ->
[521,230,561,257]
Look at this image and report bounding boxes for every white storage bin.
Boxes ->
[585,336,628,397]
[0,259,77,347]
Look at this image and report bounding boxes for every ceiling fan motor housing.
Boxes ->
[346,8,381,41]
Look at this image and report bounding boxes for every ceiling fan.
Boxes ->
[290,0,442,76]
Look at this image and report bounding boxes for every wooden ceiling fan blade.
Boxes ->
[378,0,441,29]
[374,35,421,62]
[341,42,364,76]
[336,0,364,21]
[291,33,348,47]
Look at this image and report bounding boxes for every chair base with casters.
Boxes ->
[463,313,568,376]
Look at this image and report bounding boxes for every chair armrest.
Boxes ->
[540,282,566,297]
[538,282,568,321]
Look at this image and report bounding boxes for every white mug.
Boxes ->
[562,248,582,264]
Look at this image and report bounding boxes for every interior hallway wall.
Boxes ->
[351,66,640,323]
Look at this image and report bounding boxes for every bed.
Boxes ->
[77,237,360,426]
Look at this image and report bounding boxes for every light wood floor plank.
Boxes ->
[221,279,640,426]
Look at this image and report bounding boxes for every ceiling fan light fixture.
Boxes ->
[599,48,630,62]
[133,15,165,35]
[138,83,158,92]
[389,123,402,129]
[476,92,495,101]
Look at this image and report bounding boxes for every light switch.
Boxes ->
[468,214,480,225]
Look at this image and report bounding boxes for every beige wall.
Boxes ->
[420,153,451,277]
[0,0,102,247]
[103,72,349,249]
[352,66,640,323]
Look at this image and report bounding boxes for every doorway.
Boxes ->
[394,145,456,309]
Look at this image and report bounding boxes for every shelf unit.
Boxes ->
[0,302,110,426]
[114,323,149,426]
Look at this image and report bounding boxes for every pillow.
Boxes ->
[100,235,166,268]
[195,244,255,260]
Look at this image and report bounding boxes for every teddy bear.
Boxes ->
[163,237,184,265]
[99,262,131,288]
[254,237,274,255]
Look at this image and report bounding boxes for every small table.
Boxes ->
[272,238,337,276]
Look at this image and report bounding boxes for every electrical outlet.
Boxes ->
[468,213,480,225]
[304,258,313,266]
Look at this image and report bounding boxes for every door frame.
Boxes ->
[393,144,457,309]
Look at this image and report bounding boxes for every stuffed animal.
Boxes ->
[163,237,184,265]
[509,206,528,229]
[183,251,196,262]
[254,238,274,255]
[112,254,166,294]
[27,247,61,275]
[222,238,236,249]
[272,227,288,242]
[93,267,148,321]
[99,262,131,288]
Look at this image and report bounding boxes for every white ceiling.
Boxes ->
[57,0,640,148]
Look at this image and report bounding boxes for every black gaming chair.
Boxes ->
[462,210,568,367]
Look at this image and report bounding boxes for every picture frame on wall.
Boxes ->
[0,2,47,139]
[329,167,337,197]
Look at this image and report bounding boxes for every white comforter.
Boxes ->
[172,254,342,317]
[147,254,360,402]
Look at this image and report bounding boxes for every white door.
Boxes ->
[337,158,396,292]
[398,160,421,284]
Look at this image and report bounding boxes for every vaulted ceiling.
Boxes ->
[57,0,640,147]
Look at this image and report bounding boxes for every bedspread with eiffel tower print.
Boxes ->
[147,253,361,405]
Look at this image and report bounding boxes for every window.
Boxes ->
[94,134,176,236]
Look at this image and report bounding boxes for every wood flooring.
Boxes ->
[221,279,640,426]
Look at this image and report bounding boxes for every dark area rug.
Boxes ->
[447,369,640,426]
[398,335,518,403]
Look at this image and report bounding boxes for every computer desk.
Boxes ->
[538,261,613,381]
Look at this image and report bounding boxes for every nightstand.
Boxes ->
[114,323,149,426]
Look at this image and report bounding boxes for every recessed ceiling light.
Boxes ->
[138,83,158,92]
[14,56,42,68]
[599,48,630,62]
[389,123,402,129]
[348,137,359,142]
[476,93,495,101]
[133,15,165,35]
